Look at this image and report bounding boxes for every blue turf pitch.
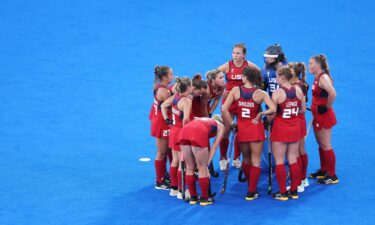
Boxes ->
[1,0,375,224]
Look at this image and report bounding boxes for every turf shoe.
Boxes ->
[288,190,299,199]
[272,192,288,201]
[155,181,171,190]
[189,196,199,205]
[317,175,339,184]
[200,197,214,206]
[245,192,259,201]
[309,169,327,179]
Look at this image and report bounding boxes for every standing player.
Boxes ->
[218,43,259,170]
[308,55,338,184]
[222,66,276,200]
[161,77,192,198]
[151,66,174,190]
[178,116,224,206]
[290,62,310,191]
[269,66,306,200]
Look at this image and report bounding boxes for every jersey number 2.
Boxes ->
[242,108,250,118]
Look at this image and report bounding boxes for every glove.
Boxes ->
[165,118,174,125]
[230,122,237,132]
[317,105,328,115]
[208,113,212,118]
[262,117,269,131]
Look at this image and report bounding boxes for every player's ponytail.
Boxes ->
[154,65,171,86]
[312,54,331,77]
[192,73,208,90]
[206,69,221,82]
[243,66,263,88]
[277,65,295,82]
[175,77,192,93]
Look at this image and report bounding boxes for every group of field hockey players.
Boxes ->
[149,43,338,206]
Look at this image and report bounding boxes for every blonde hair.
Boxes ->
[175,77,191,93]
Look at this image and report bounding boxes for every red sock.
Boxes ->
[198,177,210,199]
[297,156,302,184]
[154,160,164,183]
[289,162,300,192]
[233,136,241,160]
[323,149,336,176]
[177,170,182,191]
[275,164,287,193]
[248,166,261,193]
[219,138,229,160]
[186,175,197,197]
[170,166,178,187]
[300,154,308,180]
[319,147,327,171]
[167,150,172,165]
[242,162,251,181]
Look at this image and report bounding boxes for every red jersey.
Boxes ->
[235,86,265,142]
[271,87,301,142]
[312,73,330,108]
[225,60,248,91]
[207,82,223,113]
[152,84,168,116]
[172,94,184,127]
[177,118,218,148]
[191,95,204,118]
[197,118,218,138]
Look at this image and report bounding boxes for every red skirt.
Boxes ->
[177,122,210,148]
[237,121,266,142]
[312,107,337,131]
[298,113,307,139]
[151,114,170,139]
[169,126,182,151]
[271,117,301,142]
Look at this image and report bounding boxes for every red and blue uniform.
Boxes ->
[311,73,337,131]
[236,86,265,142]
[150,84,171,139]
[271,86,301,142]
[296,81,307,138]
[178,118,218,148]
[222,60,248,113]
[169,94,185,151]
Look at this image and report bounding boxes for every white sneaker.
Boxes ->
[220,159,228,171]
[301,178,309,187]
[232,158,242,169]
[170,188,178,197]
[177,189,190,200]
[287,184,305,193]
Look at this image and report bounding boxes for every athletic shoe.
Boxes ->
[272,192,288,201]
[232,158,242,169]
[288,190,299,200]
[245,192,259,201]
[287,184,304,193]
[317,175,339,184]
[309,169,327,179]
[189,196,199,205]
[301,178,309,187]
[220,159,228,171]
[169,187,178,196]
[200,197,214,206]
[155,181,170,190]
[177,189,190,200]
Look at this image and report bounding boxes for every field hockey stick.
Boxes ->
[180,151,186,200]
[305,119,313,140]
[267,124,272,195]
[220,131,236,194]
[207,142,219,178]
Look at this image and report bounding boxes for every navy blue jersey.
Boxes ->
[261,60,288,96]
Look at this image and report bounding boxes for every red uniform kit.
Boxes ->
[236,86,265,142]
[191,95,204,118]
[207,82,223,113]
[222,60,248,113]
[151,84,171,139]
[191,82,223,118]
[296,81,307,137]
[311,73,337,131]
[169,94,184,151]
[271,87,302,142]
[177,118,218,148]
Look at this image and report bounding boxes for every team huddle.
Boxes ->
[149,43,338,206]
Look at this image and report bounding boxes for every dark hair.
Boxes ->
[277,65,295,81]
[243,66,262,88]
[312,54,330,76]
[192,74,207,90]
[154,65,171,85]
[206,69,222,82]
[175,77,191,93]
[233,43,247,54]
[290,62,306,83]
